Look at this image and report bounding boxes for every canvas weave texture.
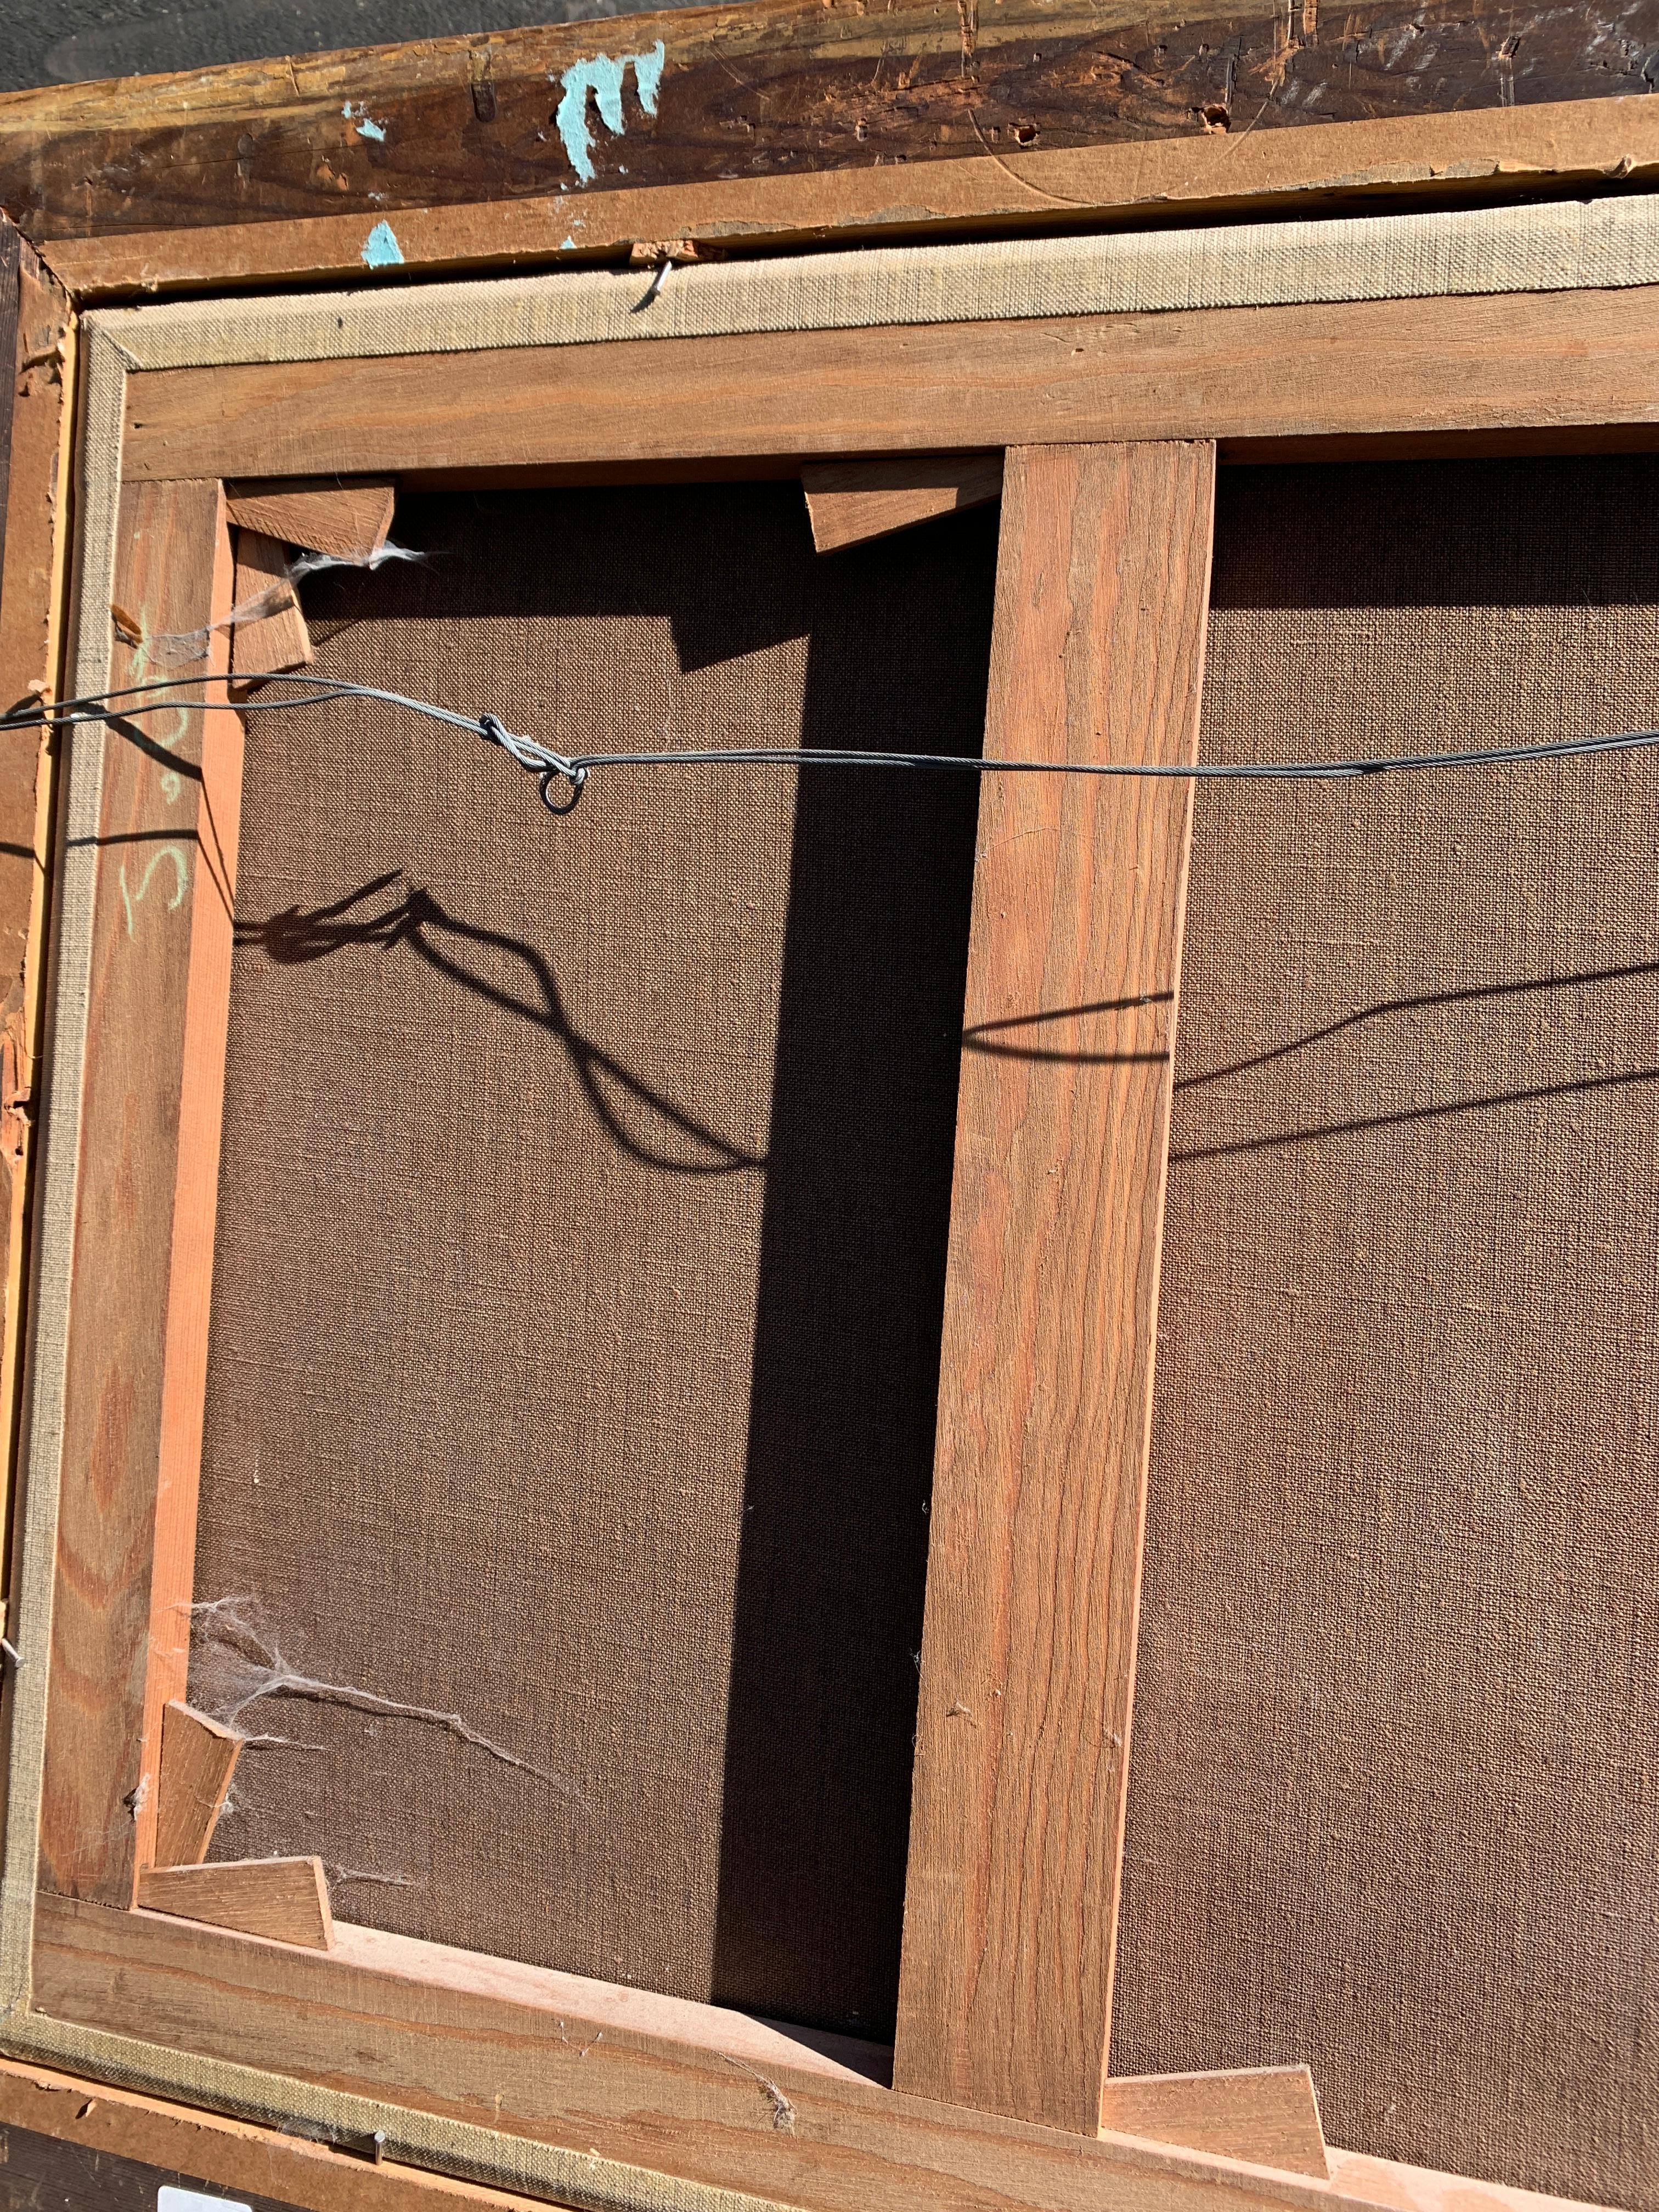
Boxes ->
[190,483,996,2039]
[94,192,1659,372]
[1115,456,1659,2208]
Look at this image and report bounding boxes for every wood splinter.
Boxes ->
[628,239,699,267]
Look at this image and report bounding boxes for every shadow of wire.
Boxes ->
[237,870,765,1175]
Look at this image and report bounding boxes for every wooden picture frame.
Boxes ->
[0,177,1647,2212]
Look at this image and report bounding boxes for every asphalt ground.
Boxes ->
[0,0,692,97]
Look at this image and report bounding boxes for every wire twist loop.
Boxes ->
[478,711,587,812]
[9,676,1659,819]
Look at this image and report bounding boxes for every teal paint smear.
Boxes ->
[554,40,665,185]
[631,38,665,111]
[361,220,404,268]
[343,100,387,140]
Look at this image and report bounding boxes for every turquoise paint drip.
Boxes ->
[554,40,665,184]
[631,39,665,111]
[361,220,405,268]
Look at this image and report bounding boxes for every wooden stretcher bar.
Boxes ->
[121,285,1659,484]
[896,439,1213,2128]
[0,2047,1598,2212]
[38,478,240,1906]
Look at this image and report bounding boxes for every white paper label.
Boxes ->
[157,2190,253,2212]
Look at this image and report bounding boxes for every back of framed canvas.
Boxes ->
[7,142,1659,2212]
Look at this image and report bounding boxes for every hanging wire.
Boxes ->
[8,672,1659,817]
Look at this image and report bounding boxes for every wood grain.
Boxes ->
[0,2056,1604,2212]
[0,232,70,1639]
[122,286,1659,484]
[38,479,240,1904]
[225,478,395,560]
[1324,2148,1603,2212]
[31,1893,1478,2212]
[153,1700,242,1869]
[803,455,1003,552]
[0,2058,1597,2212]
[0,1,1652,261]
[228,528,313,686]
[893,442,1214,2132]
[33,101,1659,303]
[145,496,244,1899]
[1103,2068,1327,2179]
[0,218,19,555]
[137,1858,334,1950]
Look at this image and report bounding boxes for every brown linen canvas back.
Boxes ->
[188,484,998,2039]
[1115,458,1659,2208]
